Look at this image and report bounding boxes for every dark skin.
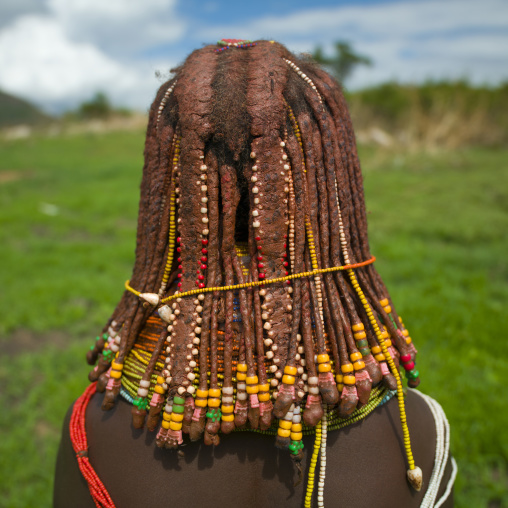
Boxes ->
[54,390,454,507]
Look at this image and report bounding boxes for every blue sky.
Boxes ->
[0,0,507,113]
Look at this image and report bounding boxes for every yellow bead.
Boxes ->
[292,423,302,432]
[375,353,385,362]
[208,388,221,397]
[284,365,298,376]
[154,385,165,394]
[110,370,122,379]
[335,374,343,383]
[402,329,409,337]
[236,372,247,381]
[278,428,291,438]
[354,360,365,371]
[282,374,296,385]
[343,375,356,385]
[111,361,124,371]
[350,352,362,362]
[246,385,259,394]
[341,363,354,374]
[384,305,392,313]
[222,414,234,422]
[221,405,234,414]
[162,412,172,421]
[317,354,329,363]
[337,383,344,391]
[169,420,182,431]
[371,346,382,354]
[291,432,303,441]
[379,298,389,307]
[385,339,392,347]
[318,363,331,373]
[196,389,209,398]
[352,323,365,332]
[246,376,258,385]
[195,399,207,407]
[406,337,412,345]
[279,420,292,430]
[171,413,184,422]
[161,420,171,429]
[208,398,220,407]
[258,392,270,402]
[354,331,367,340]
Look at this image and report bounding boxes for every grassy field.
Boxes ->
[0,130,507,507]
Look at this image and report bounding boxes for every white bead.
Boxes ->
[253,221,260,228]
[158,304,173,323]
[187,372,195,381]
[264,339,273,347]
[309,386,320,394]
[222,396,233,404]
[201,197,208,203]
[139,380,151,388]
[259,289,266,296]
[263,322,271,330]
[252,187,259,194]
[139,292,159,306]
[269,365,277,373]
[250,152,256,158]
[261,312,269,320]
[251,175,257,182]
[187,385,195,394]
[223,386,234,395]
[189,361,197,368]
[252,210,259,217]
[237,392,247,400]
[201,207,207,213]
[266,351,274,359]
[202,229,209,235]
[201,185,207,191]
[137,388,149,397]
[237,382,246,391]
[275,370,282,378]
[198,294,204,300]
[202,217,209,223]
[177,386,186,395]
[270,379,278,386]
[165,404,173,413]
[193,337,200,345]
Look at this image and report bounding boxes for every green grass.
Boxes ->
[0,131,507,507]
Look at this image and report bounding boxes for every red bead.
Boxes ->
[197,269,201,274]
[257,255,263,261]
[286,280,291,285]
[177,247,181,252]
[258,263,264,269]
[178,282,182,287]
[255,236,261,241]
[199,283,205,288]
[401,354,411,363]
[282,252,287,257]
[177,257,182,263]
[257,246,262,250]
[178,265,183,269]
[284,234,287,238]
[202,248,208,254]
[198,275,204,281]
[284,243,287,248]
[201,256,207,262]
[177,273,182,278]
[202,239,208,245]
[259,273,265,279]
[201,264,207,270]
[283,262,289,267]
[285,271,289,275]
[177,237,181,243]
[403,361,415,371]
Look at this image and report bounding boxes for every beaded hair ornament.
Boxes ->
[86,40,423,503]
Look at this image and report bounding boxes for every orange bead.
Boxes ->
[258,392,270,402]
[110,370,122,379]
[246,376,258,385]
[354,331,367,340]
[352,323,365,332]
[284,365,298,376]
[354,360,365,371]
[341,363,354,374]
[350,352,362,362]
[318,363,331,373]
[379,298,389,307]
[375,353,386,362]
[371,346,382,354]
[237,363,248,372]
[279,420,292,430]
[343,375,356,385]
[317,354,330,363]
[208,388,221,397]
[208,398,220,407]
[154,385,165,394]
[282,374,296,385]
[246,385,259,394]
[222,414,234,422]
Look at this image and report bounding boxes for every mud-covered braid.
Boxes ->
[86,39,424,501]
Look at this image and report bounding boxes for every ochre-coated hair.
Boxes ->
[86,41,419,453]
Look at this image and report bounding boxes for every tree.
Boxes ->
[313,41,372,84]
[77,92,112,119]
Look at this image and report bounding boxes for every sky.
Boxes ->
[0,0,507,114]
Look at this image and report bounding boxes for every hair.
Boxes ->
[86,40,420,456]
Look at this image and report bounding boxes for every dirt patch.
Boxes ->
[3,329,71,356]
[0,170,32,184]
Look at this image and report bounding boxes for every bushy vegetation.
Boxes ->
[346,81,508,149]
[0,126,507,507]
[0,90,51,128]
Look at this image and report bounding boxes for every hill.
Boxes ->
[0,90,51,128]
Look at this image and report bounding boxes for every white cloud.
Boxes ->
[0,15,169,113]
[47,0,185,57]
[201,0,508,88]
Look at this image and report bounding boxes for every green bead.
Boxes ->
[133,396,148,410]
[90,346,95,351]
[173,396,185,405]
[103,333,108,340]
[406,369,419,379]
[172,405,185,413]
[356,339,369,349]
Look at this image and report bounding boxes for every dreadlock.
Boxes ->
[86,39,423,496]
